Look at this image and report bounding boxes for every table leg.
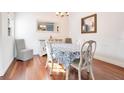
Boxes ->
[66,66,70,80]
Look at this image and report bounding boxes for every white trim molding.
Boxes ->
[0,58,14,76]
[94,55,124,68]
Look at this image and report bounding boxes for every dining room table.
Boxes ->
[51,43,81,80]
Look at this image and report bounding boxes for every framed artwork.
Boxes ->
[8,17,11,36]
[81,14,97,34]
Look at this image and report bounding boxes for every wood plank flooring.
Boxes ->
[0,55,124,80]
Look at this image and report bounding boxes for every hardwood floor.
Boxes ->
[0,55,124,80]
[93,59,124,80]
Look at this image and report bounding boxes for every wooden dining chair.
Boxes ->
[70,40,96,80]
[45,40,58,75]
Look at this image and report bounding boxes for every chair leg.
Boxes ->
[89,65,95,80]
[45,58,50,68]
[85,64,90,79]
[87,65,90,73]
[50,61,54,75]
[45,61,48,68]
[78,69,81,80]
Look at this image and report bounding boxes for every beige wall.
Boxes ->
[15,12,69,55]
[69,12,124,67]
[0,13,15,76]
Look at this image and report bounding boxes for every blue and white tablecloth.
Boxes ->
[51,44,80,69]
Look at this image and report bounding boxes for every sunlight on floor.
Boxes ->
[48,63,65,73]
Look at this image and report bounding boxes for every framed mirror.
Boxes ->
[37,22,59,32]
[38,22,54,31]
[81,14,97,34]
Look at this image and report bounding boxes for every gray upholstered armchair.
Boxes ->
[15,39,33,61]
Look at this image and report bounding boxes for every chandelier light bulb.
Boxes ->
[56,12,69,17]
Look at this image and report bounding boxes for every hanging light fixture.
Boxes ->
[56,12,69,17]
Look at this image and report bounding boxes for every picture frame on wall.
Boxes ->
[81,14,97,34]
[8,17,11,36]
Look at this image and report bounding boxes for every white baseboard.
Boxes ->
[0,58,14,76]
[94,55,124,68]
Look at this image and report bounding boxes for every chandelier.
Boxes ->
[56,12,69,17]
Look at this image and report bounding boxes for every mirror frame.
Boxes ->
[81,14,97,34]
